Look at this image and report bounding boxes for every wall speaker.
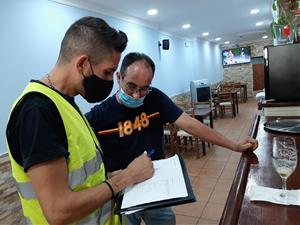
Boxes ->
[162,39,169,50]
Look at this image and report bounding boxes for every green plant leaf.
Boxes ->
[272,1,277,11]
[270,22,276,38]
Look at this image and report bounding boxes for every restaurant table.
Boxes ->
[186,107,214,155]
[239,83,247,102]
[213,90,239,117]
[220,115,300,225]
[193,107,214,128]
[220,90,239,115]
[219,82,247,103]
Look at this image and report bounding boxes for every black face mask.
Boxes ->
[82,61,114,103]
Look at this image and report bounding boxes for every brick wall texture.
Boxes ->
[0,154,26,225]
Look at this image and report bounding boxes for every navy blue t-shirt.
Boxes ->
[86,87,183,172]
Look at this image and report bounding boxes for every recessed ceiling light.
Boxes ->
[262,35,268,39]
[250,9,260,14]
[224,41,230,44]
[256,21,263,26]
[215,37,221,41]
[202,32,209,36]
[147,9,158,16]
[182,24,191,29]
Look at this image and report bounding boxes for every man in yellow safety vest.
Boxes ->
[6,16,154,225]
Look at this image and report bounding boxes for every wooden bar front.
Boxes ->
[220,115,300,225]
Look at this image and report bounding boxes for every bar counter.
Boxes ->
[220,115,300,225]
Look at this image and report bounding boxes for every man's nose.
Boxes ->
[132,90,142,99]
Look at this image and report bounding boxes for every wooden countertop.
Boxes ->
[219,115,300,225]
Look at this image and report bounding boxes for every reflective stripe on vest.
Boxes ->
[68,150,103,189]
[25,217,33,225]
[77,211,100,225]
[25,203,113,225]
[7,82,118,225]
[99,201,113,224]
[14,150,103,199]
[76,202,112,225]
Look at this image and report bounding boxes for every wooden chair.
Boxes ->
[173,125,205,158]
[163,123,179,155]
[217,91,235,118]
[192,100,217,120]
[175,110,207,158]
[220,81,244,103]
[234,83,245,103]
[192,102,214,150]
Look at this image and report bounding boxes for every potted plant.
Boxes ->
[270,0,296,44]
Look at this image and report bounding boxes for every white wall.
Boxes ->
[0,0,223,154]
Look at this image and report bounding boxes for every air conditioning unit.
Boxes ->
[190,79,211,103]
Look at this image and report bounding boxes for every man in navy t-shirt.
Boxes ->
[86,52,258,225]
[86,85,182,172]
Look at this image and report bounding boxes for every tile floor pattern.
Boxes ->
[172,99,259,225]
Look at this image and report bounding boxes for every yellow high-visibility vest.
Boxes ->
[7,82,120,225]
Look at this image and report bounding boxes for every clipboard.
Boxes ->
[114,155,196,214]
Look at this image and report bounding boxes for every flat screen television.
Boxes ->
[264,43,300,102]
[222,46,251,66]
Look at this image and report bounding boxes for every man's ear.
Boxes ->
[76,55,89,74]
[116,72,121,85]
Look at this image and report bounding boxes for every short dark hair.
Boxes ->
[57,16,128,65]
[120,52,155,78]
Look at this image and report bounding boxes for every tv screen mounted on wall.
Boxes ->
[222,46,251,66]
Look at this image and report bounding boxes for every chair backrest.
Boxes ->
[217,92,233,103]
[220,83,235,92]
[176,102,194,115]
[163,123,179,155]
[192,101,212,110]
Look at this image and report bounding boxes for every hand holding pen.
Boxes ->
[147,149,156,159]
[126,151,154,183]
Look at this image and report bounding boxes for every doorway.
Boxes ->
[252,57,264,91]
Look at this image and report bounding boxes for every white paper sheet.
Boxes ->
[249,185,300,206]
[121,154,188,209]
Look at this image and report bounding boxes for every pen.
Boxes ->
[147,149,156,158]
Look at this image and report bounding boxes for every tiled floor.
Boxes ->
[173,99,260,225]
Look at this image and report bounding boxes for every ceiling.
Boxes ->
[60,0,274,44]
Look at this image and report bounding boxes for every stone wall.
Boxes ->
[171,91,191,105]
[222,39,273,98]
[0,154,25,225]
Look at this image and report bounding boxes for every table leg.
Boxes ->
[209,112,213,128]
[235,93,239,114]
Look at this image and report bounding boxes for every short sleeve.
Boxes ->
[7,93,69,172]
[150,88,183,124]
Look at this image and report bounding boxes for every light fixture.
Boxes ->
[202,32,209,36]
[215,37,221,41]
[262,35,268,39]
[250,9,260,14]
[224,41,230,44]
[182,24,191,29]
[256,21,263,26]
[147,9,158,16]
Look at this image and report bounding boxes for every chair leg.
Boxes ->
[195,138,200,159]
[220,106,224,118]
[202,141,206,156]
[214,107,218,118]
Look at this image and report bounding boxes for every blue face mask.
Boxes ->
[118,88,145,108]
